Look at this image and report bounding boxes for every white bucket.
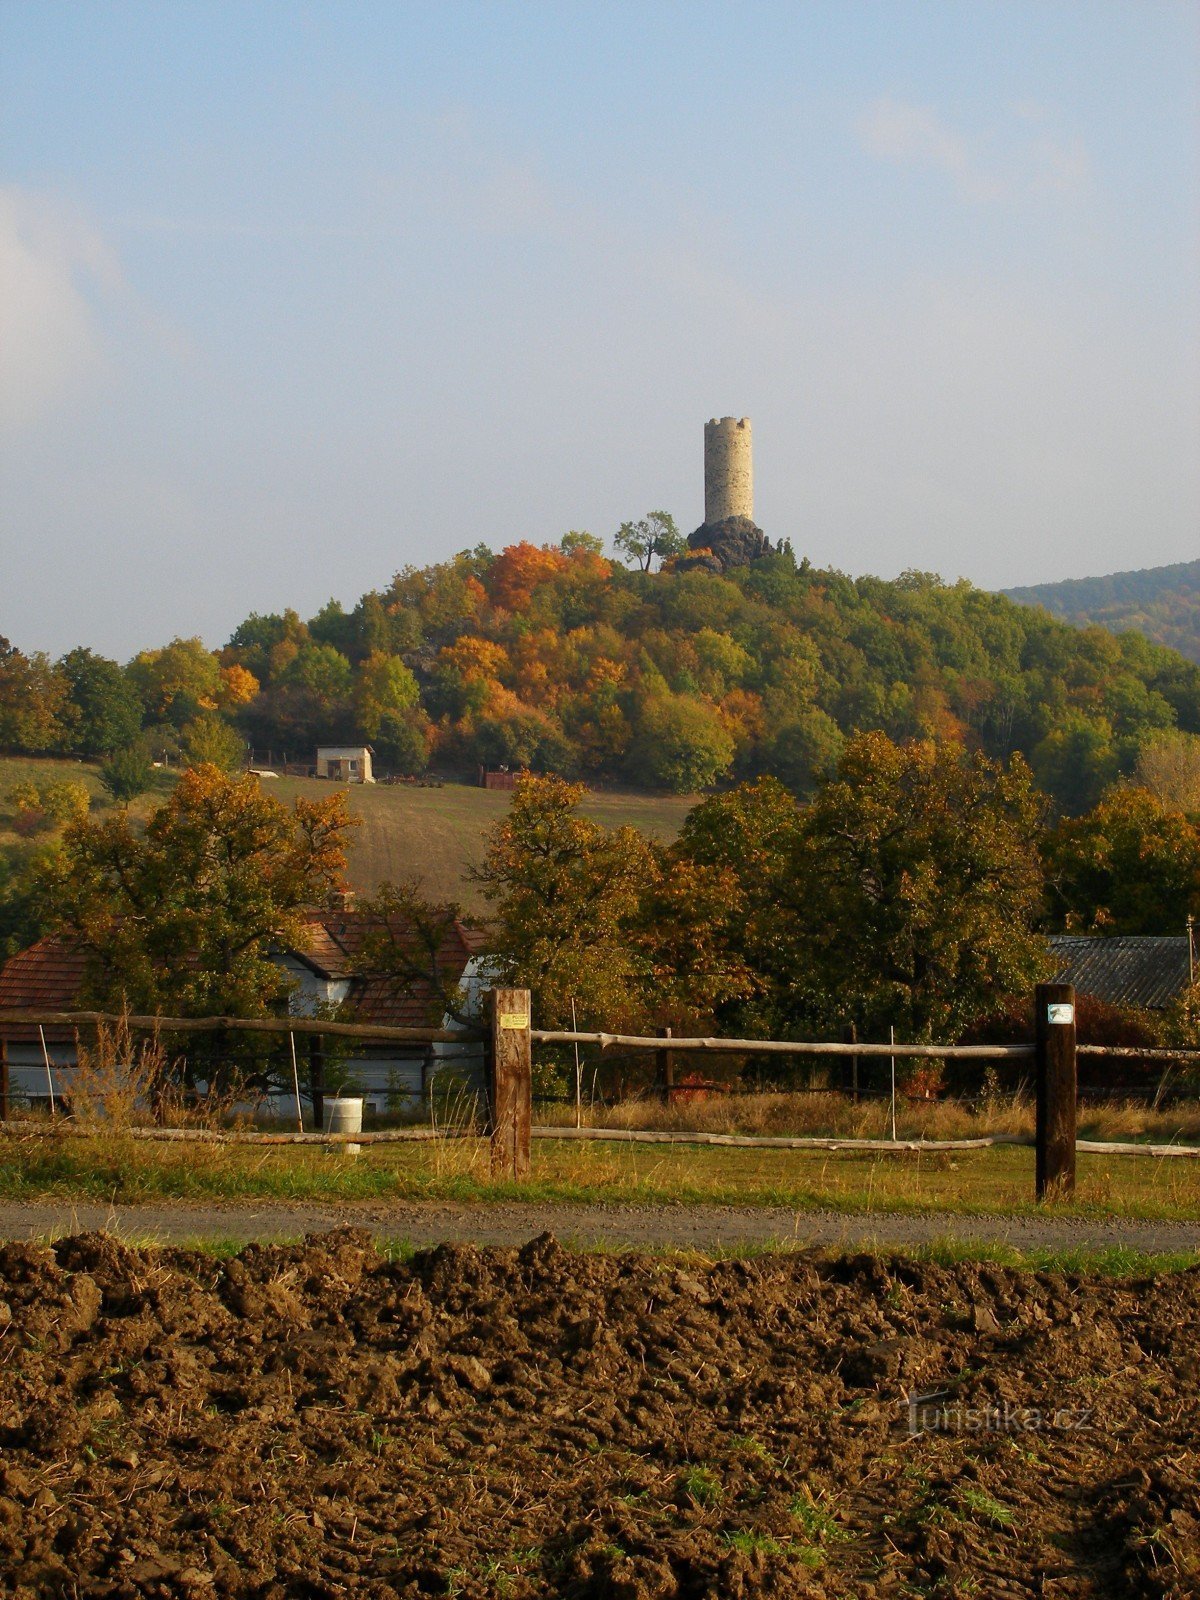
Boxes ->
[322,1097,364,1136]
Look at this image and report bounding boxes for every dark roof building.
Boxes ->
[1047,934,1194,1011]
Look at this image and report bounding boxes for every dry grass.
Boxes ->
[536,1089,1200,1145]
[65,1017,261,1131]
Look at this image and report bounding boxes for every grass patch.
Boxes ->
[2,1132,1198,1221]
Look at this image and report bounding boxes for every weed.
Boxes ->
[959,1487,1015,1528]
[722,1529,785,1557]
[679,1465,722,1507]
[789,1491,848,1544]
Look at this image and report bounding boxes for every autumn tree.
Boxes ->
[0,638,72,752]
[1133,731,1200,815]
[472,773,658,1029]
[43,765,355,1084]
[126,637,223,731]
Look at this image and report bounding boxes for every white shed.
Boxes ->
[316,746,374,783]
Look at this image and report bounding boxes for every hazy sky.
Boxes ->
[2,1,1198,660]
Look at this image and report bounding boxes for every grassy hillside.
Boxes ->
[0,757,695,914]
[0,755,168,843]
[1003,559,1200,664]
[268,776,696,909]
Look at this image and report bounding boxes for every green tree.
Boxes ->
[627,693,734,792]
[374,708,433,775]
[281,643,354,704]
[100,744,155,803]
[58,648,143,757]
[355,651,420,739]
[43,766,356,1081]
[614,511,684,573]
[788,734,1049,1040]
[181,714,246,772]
[1044,787,1200,935]
[473,773,658,1029]
[673,778,805,1035]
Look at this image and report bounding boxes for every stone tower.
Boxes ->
[681,415,770,573]
[704,416,753,525]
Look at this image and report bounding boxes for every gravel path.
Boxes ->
[0,1198,1196,1254]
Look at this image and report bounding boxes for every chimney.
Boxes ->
[328,888,357,914]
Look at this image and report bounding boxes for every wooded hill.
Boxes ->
[1003,559,1200,665]
[4,541,1200,815]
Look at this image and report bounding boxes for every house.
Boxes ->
[316,745,374,784]
[1047,934,1194,1011]
[0,904,493,1122]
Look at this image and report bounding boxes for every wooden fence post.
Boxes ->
[308,1035,325,1132]
[1035,982,1077,1199]
[656,1027,674,1105]
[486,988,531,1180]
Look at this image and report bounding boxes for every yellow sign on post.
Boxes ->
[499,1012,529,1031]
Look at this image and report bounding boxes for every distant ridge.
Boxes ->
[1002,559,1200,664]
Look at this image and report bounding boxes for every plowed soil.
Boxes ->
[0,1231,1197,1599]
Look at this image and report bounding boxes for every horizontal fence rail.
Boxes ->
[0,1008,477,1045]
[4,1118,1197,1159]
[531,1030,1035,1059]
[1076,1044,1200,1061]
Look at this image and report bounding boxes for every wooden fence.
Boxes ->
[3,982,1200,1198]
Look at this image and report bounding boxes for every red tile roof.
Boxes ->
[0,911,488,1041]
[0,935,90,1042]
[294,909,484,1028]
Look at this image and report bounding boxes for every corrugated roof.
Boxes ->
[1047,935,1192,1011]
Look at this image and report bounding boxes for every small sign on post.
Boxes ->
[1035,982,1077,1200]
[486,988,532,1180]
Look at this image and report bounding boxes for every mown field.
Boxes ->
[0,757,695,909]
[266,774,696,907]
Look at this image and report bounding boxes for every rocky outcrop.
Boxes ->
[677,515,773,574]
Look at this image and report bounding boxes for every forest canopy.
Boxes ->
[2,538,1200,812]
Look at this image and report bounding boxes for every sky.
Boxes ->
[1,1,1198,660]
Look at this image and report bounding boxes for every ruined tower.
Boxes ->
[704,416,753,524]
[682,415,770,573]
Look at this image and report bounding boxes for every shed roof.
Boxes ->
[1047,935,1193,1011]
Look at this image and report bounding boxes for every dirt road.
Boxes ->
[0,1197,1196,1254]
